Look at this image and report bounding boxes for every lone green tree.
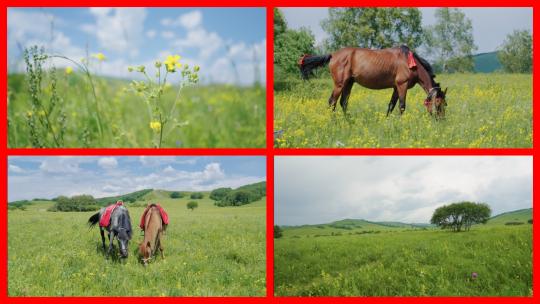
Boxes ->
[497,30,532,73]
[187,201,198,211]
[321,8,424,51]
[431,202,491,232]
[424,8,477,73]
[274,8,316,76]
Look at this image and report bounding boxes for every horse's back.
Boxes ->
[331,47,409,89]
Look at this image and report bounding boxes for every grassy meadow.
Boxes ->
[274,73,531,148]
[8,71,266,148]
[8,193,266,296]
[274,210,532,296]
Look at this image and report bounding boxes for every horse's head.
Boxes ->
[425,86,447,118]
[138,241,152,266]
[117,228,130,258]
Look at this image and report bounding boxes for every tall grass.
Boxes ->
[8,51,265,148]
[275,225,532,296]
[8,197,266,296]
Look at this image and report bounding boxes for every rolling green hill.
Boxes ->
[473,51,502,73]
[487,208,532,225]
[280,208,532,238]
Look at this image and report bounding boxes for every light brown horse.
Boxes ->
[138,205,165,265]
[299,45,447,117]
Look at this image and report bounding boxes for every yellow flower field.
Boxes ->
[274,73,531,148]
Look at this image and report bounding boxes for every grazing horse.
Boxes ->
[138,204,165,265]
[88,203,132,259]
[298,45,447,117]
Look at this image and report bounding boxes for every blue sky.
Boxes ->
[8,8,266,85]
[281,8,532,54]
[8,156,266,201]
[275,156,532,226]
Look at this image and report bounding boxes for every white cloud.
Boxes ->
[275,156,532,225]
[161,31,175,39]
[161,10,202,29]
[8,164,24,173]
[163,165,175,173]
[88,8,147,56]
[98,157,118,169]
[146,29,156,38]
[173,28,223,59]
[39,157,84,173]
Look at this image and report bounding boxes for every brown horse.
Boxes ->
[138,204,165,265]
[299,45,447,117]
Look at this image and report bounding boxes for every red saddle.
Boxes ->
[99,201,124,227]
[139,203,169,230]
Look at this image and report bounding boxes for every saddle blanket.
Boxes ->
[139,204,169,230]
[99,201,124,227]
[408,52,417,69]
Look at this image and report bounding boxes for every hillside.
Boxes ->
[280,208,532,237]
[473,51,502,73]
[487,208,532,225]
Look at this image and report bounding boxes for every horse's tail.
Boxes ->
[298,54,332,80]
[88,212,100,228]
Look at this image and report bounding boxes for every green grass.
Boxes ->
[274,73,531,148]
[275,214,532,296]
[8,197,266,296]
[8,73,266,148]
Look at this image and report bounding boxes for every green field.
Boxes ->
[8,194,266,296]
[274,73,531,148]
[275,210,532,296]
[8,72,266,148]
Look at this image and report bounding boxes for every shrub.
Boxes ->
[190,192,204,199]
[528,219,533,224]
[49,194,100,212]
[187,201,198,211]
[209,187,232,201]
[170,191,184,199]
[274,225,283,238]
[505,221,525,226]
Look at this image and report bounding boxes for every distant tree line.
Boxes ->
[48,195,100,212]
[274,7,532,79]
[210,182,266,207]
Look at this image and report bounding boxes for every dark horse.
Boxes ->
[299,45,447,117]
[88,204,132,259]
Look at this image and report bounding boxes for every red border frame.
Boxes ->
[3,2,538,304]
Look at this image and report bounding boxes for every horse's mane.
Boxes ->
[413,53,436,80]
[398,45,436,81]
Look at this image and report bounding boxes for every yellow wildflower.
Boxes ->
[150,121,161,132]
[38,110,46,116]
[26,111,33,117]
[92,52,106,61]
[65,66,73,75]
[164,55,181,72]
[194,65,200,72]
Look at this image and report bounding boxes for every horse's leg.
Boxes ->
[100,227,106,252]
[328,85,343,111]
[339,78,354,114]
[396,83,408,115]
[158,231,164,259]
[107,231,115,258]
[386,88,399,117]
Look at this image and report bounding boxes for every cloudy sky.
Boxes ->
[8,8,266,85]
[8,156,266,202]
[275,156,532,226]
[281,8,532,53]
